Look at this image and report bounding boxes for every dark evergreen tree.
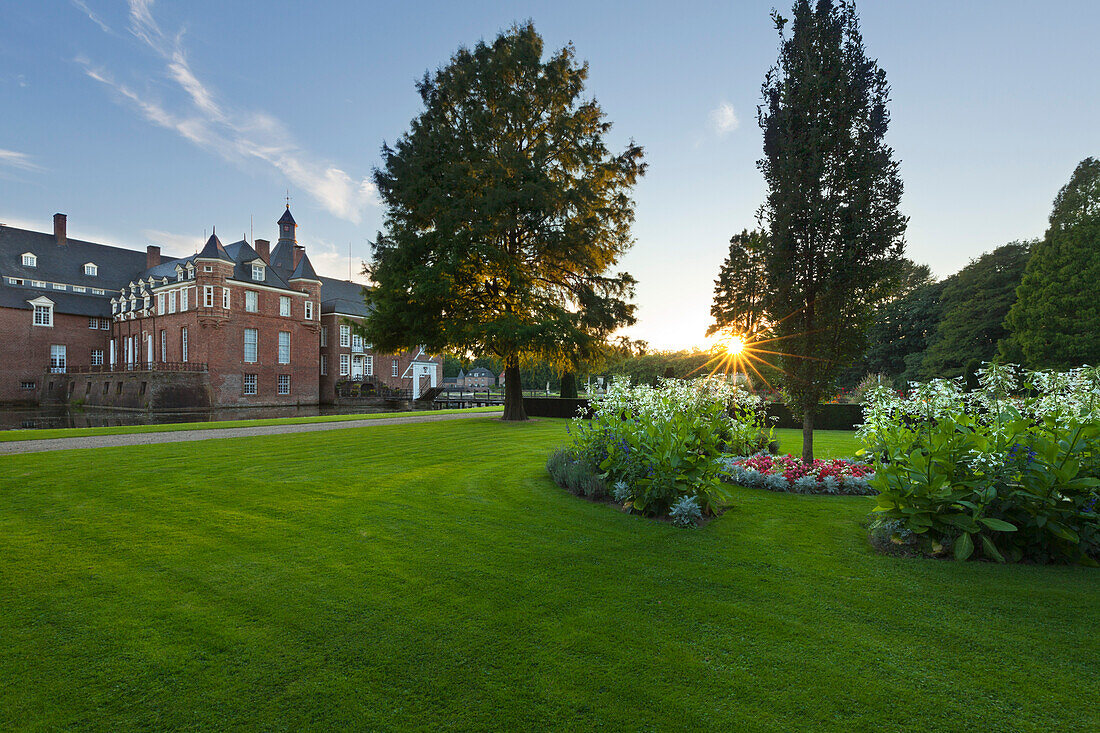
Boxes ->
[922,242,1032,378]
[708,229,770,338]
[363,23,645,420]
[1004,157,1100,368]
[757,1,908,461]
[858,278,947,386]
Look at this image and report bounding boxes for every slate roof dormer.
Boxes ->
[195,231,233,262]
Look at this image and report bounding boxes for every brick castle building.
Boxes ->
[0,207,440,408]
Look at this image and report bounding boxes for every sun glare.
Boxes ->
[724,336,745,356]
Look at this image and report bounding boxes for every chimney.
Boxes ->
[255,238,270,263]
[146,245,162,269]
[54,213,67,247]
[292,244,304,270]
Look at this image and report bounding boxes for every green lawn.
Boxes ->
[0,406,502,442]
[1,418,1096,730]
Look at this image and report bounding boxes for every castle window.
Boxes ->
[243,374,257,395]
[245,291,258,312]
[181,327,188,362]
[160,330,166,362]
[339,354,349,376]
[252,263,265,281]
[279,296,290,317]
[84,263,98,276]
[278,374,290,395]
[278,332,291,364]
[73,286,86,293]
[203,286,214,308]
[49,345,66,373]
[304,301,314,320]
[366,355,374,376]
[320,355,327,375]
[392,359,399,377]
[92,288,104,295]
[222,288,230,310]
[53,283,66,291]
[89,317,98,329]
[20,381,36,391]
[157,293,166,314]
[244,328,258,363]
[180,288,189,311]
[31,280,45,288]
[92,349,104,366]
[352,334,363,352]
[33,303,53,327]
[339,324,350,347]
[203,265,212,273]
[100,318,110,330]
[168,291,177,314]
[22,252,36,267]
[320,326,327,347]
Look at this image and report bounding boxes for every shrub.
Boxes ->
[860,364,1100,564]
[561,377,770,517]
[669,495,703,527]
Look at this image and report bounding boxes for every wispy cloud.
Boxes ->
[0,149,42,172]
[708,102,739,135]
[308,239,371,284]
[71,0,113,34]
[141,228,203,257]
[78,0,376,223]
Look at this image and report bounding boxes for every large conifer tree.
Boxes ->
[757,0,907,461]
[1004,158,1100,368]
[364,23,645,420]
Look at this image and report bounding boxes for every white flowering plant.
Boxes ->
[563,377,771,517]
[860,363,1100,564]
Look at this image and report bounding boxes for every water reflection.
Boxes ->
[0,403,427,431]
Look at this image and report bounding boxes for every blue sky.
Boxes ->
[2,1,1097,350]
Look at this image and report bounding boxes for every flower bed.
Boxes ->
[719,454,876,495]
[548,377,772,525]
[860,364,1100,564]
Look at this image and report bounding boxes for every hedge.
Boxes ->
[525,397,863,429]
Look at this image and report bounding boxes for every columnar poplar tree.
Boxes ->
[758,0,908,461]
[707,229,770,338]
[363,23,645,420]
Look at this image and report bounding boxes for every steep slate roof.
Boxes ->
[0,224,147,292]
[467,367,496,378]
[196,232,233,262]
[289,252,319,281]
[0,283,112,316]
[223,240,295,289]
[319,276,371,316]
[278,206,296,226]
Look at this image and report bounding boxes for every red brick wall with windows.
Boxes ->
[0,305,110,403]
[318,312,441,402]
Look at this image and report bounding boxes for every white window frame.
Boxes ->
[244,328,258,363]
[168,290,177,314]
[88,317,98,329]
[252,263,265,281]
[84,263,98,276]
[339,354,350,376]
[339,324,350,347]
[222,287,231,309]
[245,291,258,312]
[352,334,363,353]
[22,252,36,267]
[91,349,104,366]
[180,288,189,311]
[278,331,291,364]
[49,344,67,373]
[33,302,53,327]
[157,293,166,314]
[181,327,189,362]
[279,296,290,317]
[243,373,257,395]
[160,330,167,362]
[320,355,327,375]
[392,359,399,377]
[203,286,214,308]
[304,301,314,320]
[320,326,327,347]
[278,374,290,395]
[366,354,374,376]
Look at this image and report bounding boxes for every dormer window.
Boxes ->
[30,297,54,327]
[22,252,36,268]
[175,265,184,282]
[252,263,265,281]
[83,262,98,276]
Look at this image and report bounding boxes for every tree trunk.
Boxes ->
[560,371,578,398]
[802,407,814,463]
[502,357,527,421]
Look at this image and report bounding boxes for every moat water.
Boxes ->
[0,402,432,431]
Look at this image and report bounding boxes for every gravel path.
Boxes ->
[0,410,503,455]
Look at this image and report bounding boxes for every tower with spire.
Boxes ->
[270,206,299,272]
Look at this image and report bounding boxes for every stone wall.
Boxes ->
[43,370,214,410]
